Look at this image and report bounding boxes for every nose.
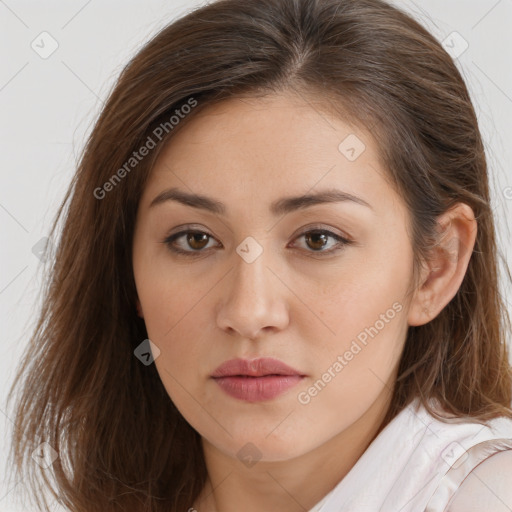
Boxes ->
[215,249,290,340]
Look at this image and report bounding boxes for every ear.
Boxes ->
[136,298,144,318]
[407,202,477,327]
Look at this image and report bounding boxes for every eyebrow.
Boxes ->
[149,187,373,216]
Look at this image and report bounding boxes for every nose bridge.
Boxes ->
[230,239,273,308]
[216,237,289,338]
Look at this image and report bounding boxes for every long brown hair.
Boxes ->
[5,0,512,510]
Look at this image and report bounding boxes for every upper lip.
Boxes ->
[211,357,305,378]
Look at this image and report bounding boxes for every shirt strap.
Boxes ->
[424,438,512,512]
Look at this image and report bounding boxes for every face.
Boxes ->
[132,92,415,462]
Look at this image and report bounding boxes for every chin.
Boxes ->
[221,433,309,464]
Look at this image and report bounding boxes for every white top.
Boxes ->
[307,397,512,512]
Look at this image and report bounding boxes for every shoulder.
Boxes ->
[447,449,512,512]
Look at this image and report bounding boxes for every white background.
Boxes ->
[1,1,511,510]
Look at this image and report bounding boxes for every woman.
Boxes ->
[6,0,512,511]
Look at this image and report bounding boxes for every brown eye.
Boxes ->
[304,231,330,251]
[292,229,351,255]
[164,230,219,255]
[164,226,352,258]
[186,232,210,250]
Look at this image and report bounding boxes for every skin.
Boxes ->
[132,92,477,512]
[447,450,512,512]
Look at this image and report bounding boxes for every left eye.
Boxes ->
[291,229,351,254]
[163,228,352,256]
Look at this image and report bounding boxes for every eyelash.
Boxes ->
[162,225,354,258]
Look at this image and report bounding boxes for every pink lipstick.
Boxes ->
[211,357,305,402]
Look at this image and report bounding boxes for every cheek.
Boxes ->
[139,280,207,376]
[293,238,411,340]
[295,240,411,397]
[134,247,205,342]
[134,257,214,381]
[293,300,407,440]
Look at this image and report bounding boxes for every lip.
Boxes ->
[211,357,304,378]
[211,357,306,402]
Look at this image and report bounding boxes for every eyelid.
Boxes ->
[163,226,220,256]
[287,225,353,257]
[289,223,352,242]
[162,223,354,257]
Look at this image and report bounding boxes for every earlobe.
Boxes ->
[407,203,477,327]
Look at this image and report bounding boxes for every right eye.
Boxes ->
[163,230,221,256]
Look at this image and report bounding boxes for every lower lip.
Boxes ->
[212,375,304,402]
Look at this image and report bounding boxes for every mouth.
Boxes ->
[210,357,306,402]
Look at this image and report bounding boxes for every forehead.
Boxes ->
[153,93,375,167]
[139,93,399,218]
